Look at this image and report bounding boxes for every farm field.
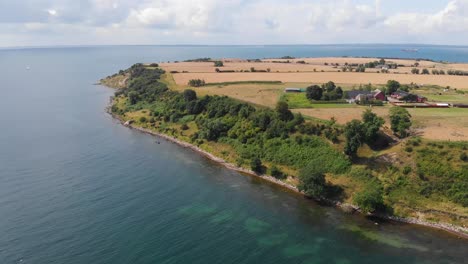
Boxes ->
[158,59,468,141]
[166,78,468,140]
[160,57,468,90]
[169,71,468,91]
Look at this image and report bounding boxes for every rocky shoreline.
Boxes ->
[108,108,468,240]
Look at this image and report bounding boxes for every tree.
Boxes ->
[386,80,401,95]
[214,61,224,67]
[344,120,365,156]
[362,109,385,144]
[306,85,323,101]
[389,107,412,138]
[402,94,418,102]
[323,81,337,92]
[400,85,410,92]
[128,91,139,104]
[276,101,294,121]
[411,68,420,74]
[335,87,344,99]
[379,58,386,65]
[250,157,263,174]
[183,89,197,101]
[354,181,384,213]
[298,163,327,198]
[422,68,430,75]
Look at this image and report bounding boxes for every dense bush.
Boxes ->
[188,79,206,87]
[389,107,412,138]
[270,165,286,179]
[298,162,327,198]
[250,158,263,174]
[354,180,384,213]
[416,147,468,206]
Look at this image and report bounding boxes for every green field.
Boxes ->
[280,93,356,109]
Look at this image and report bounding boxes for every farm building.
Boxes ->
[345,89,386,103]
[391,91,427,103]
[373,89,386,101]
[284,88,303,93]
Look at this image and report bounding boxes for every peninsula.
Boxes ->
[101,58,468,238]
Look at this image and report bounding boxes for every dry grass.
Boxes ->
[294,107,468,141]
[197,83,284,106]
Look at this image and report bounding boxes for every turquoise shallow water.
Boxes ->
[0,46,467,264]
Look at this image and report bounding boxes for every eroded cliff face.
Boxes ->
[100,73,129,89]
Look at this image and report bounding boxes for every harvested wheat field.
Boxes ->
[171,72,468,90]
[160,57,468,90]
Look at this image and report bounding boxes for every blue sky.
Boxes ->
[0,0,467,47]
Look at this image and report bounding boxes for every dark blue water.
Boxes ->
[0,46,467,264]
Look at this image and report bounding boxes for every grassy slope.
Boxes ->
[109,70,468,228]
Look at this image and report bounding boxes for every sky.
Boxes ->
[0,0,467,47]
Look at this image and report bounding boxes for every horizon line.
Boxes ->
[2,43,468,50]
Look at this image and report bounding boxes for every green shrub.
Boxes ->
[460,152,468,162]
[354,181,384,213]
[270,165,286,179]
[402,166,412,175]
[405,146,413,152]
[298,162,327,198]
[139,116,147,123]
[250,158,263,174]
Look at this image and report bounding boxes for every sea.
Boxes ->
[0,45,467,264]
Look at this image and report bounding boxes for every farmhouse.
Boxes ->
[346,89,386,103]
[390,91,410,100]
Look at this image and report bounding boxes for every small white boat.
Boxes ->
[401,48,419,53]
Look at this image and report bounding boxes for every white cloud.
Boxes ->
[384,0,468,34]
[127,7,172,27]
[47,9,57,16]
[0,0,468,46]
